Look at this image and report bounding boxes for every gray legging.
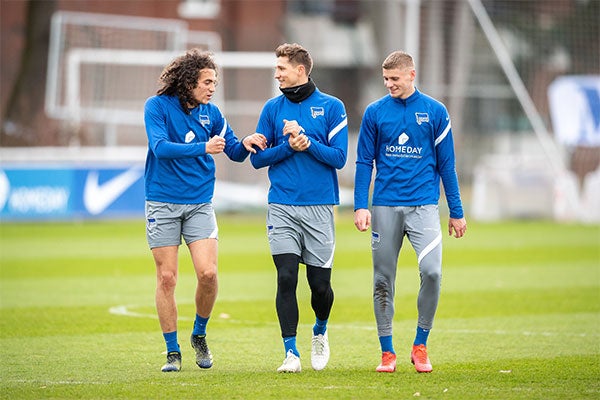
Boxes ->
[371,205,442,337]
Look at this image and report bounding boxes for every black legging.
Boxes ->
[273,253,334,338]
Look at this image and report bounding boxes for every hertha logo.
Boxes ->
[415,112,429,125]
[311,107,325,118]
[199,115,210,126]
[371,231,381,250]
[371,231,380,243]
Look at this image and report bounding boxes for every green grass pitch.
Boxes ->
[1,211,598,399]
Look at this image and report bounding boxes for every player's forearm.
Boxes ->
[152,138,206,159]
[250,142,294,169]
[440,170,464,219]
[354,161,374,210]
[223,138,251,162]
[306,140,347,169]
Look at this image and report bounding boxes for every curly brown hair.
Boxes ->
[157,48,217,112]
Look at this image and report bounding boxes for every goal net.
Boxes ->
[45,11,229,147]
[461,0,599,223]
[44,11,279,186]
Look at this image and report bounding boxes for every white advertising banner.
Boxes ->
[548,75,600,147]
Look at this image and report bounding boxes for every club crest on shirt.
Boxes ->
[415,112,429,125]
[199,114,210,126]
[311,107,325,119]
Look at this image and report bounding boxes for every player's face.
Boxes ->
[191,68,218,105]
[383,66,416,99]
[275,56,305,88]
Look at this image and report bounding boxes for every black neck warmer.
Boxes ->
[280,78,316,103]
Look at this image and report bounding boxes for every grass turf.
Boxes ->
[0,211,598,399]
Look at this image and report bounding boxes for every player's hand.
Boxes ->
[242,133,267,153]
[206,136,226,154]
[354,209,371,232]
[448,217,467,238]
[288,133,310,152]
[282,119,304,138]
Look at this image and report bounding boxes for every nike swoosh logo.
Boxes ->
[84,167,143,215]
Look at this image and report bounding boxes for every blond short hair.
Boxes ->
[382,51,415,70]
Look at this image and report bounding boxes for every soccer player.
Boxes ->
[353,50,467,373]
[250,43,348,372]
[143,49,267,372]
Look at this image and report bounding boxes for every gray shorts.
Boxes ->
[145,201,218,249]
[266,203,335,268]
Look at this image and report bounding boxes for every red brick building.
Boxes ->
[1,0,287,146]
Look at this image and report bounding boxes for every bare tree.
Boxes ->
[2,0,57,146]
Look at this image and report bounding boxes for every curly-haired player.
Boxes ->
[144,49,266,372]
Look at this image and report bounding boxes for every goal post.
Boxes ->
[63,48,279,135]
[45,11,189,123]
[44,10,279,147]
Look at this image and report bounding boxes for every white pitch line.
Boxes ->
[6,379,106,386]
[109,304,598,337]
[441,328,598,338]
[108,304,187,320]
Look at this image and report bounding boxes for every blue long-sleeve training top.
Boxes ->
[144,94,250,204]
[354,89,464,219]
[250,88,348,205]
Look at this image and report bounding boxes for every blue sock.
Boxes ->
[192,314,209,336]
[379,335,395,354]
[313,318,328,336]
[414,326,430,346]
[163,331,180,353]
[283,336,299,357]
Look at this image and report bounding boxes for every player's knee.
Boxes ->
[158,271,177,290]
[197,267,217,285]
[420,265,441,283]
[275,256,299,292]
[310,281,331,297]
[374,271,394,288]
[307,266,332,296]
[277,272,297,292]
